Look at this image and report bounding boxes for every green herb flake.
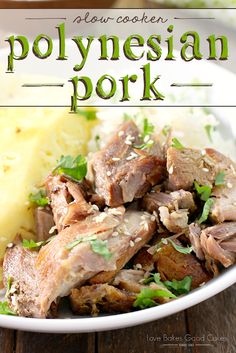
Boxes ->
[143,273,162,285]
[53,155,87,182]
[215,172,225,186]
[65,236,112,260]
[194,181,212,202]
[133,288,176,309]
[6,277,12,296]
[22,235,55,250]
[133,140,154,151]
[65,235,97,250]
[142,118,154,139]
[204,124,214,143]
[164,238,193,255]
[171,137,184,150]
[90,239,112,260]
[77,109,97,121]
[162,125,171,137]
[0,301,16,316]
[95,135,100,149]
[198,198,214,224]
[29,189,49,207]
[22,239,44,249]
[164,276,192,296]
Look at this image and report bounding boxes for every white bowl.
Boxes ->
[0,40,236,332]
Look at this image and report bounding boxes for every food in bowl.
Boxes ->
[0,107,235,318]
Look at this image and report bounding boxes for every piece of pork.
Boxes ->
[88,120,166,207]
[200,222,236,268]
[167,147,233,191]
[70,269,173,316]
[3,240,40,317]
[35,207,55,242]
[211,175,236,223]
[45,176,96,232]
[167,147,236,223]
[188,223,205,260]
[35,207,125,317]
[158,207,189,233]
[151,240,211,288]
[70,284,136,316]
[143,190,195,233]
[143,189,196,213]
[89,211,156,284]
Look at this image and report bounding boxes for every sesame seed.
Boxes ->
[129,240,135,247]
[135,263,142,269]
[202,168,209,172]
[106,171,112,177]
[49,225,57,234]
[118,131,124,137]
[92,204,99,211]
[125,140,132,146]
[168,165,174,175]
[7,242,14,248]
[227,182,233,189]
[144,135,150,143]
[201,150,206,156]
[112,231,119,237]
[134,237,142,243]
[151,215,156,222]
[112,157,120,161]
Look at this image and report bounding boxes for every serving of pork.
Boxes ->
[2,117,236,319]
[88,121,166,207]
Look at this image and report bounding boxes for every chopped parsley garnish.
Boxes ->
[165,238,193,255]
[204,124,214,143]
[133,140,154,150]
[22,236,55,250]
[143,273,162,285]
[53,155,87,182]
[133,288,176,309]
[95,135,100,149]
[142,118,154,139]
[0,301,16,316]
[29,189,49,207]
[77,109,97,121]
[162,125,171,137]
[90,239,112,260]
[6,277,12,296]
[215,172,225,186]
[65,235,112,260]
[171,137,184,150]
[65,235,97,250]
[164,276,192,296]
[22,239,45,249]
[198,198,214,224]
[194,181,212,202]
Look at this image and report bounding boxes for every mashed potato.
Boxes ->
[0,108,95,284]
